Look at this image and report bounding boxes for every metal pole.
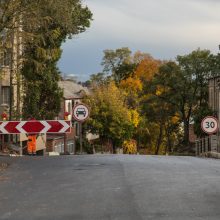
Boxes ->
[80,122,83,154]
[2,135,4,152]
[64,133,67,154]
[19,134,22,156]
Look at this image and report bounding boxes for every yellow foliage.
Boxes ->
[120,77,142,92]
[123,139,137,154]
[134,58,160,81]
[156,88,162,96]
[156,85,170,96]
[128,110,140,127]
[171,115,180,124]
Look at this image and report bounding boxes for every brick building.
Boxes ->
[46,80,89,154]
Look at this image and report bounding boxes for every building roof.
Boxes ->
[58,80,89,99]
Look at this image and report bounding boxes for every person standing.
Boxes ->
[27,133,38,155]
[26,116,39,156]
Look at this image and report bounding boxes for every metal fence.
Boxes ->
[195,135,218,156]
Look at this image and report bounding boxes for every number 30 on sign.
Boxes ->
[201,116,219,134]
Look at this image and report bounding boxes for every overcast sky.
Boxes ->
[58,0,220,81]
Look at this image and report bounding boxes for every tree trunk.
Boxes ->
[183,118,190,147]
[155,123,163,155]
[165,126,172,154]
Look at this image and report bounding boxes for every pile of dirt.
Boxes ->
[0,144,20,156]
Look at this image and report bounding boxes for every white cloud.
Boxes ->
[59,0,220,80]
[87,0,220,44]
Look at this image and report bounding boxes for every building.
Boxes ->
[46,80,89,154]
[1,44,89,155]
[0,26,47,154]
[208,76,220,119]
[195,76,220,156]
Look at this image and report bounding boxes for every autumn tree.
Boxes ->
[153,49,213,149]
[120,52,161,108]
[85,82,139,152]
[141,87,181,154]
[101,48,163,153]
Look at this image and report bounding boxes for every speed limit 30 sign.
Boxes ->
[201,116,219,134]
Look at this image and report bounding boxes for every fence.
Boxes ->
[195,135,219,156]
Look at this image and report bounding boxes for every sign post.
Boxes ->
[201,116,219,135]
[72,104,90,154]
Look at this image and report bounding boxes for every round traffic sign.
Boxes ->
[72,103,90,122]
[201,116,219,134]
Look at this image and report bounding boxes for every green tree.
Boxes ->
[0,0,35,32]
[101,47,136,84]
[153,49,212,149]
[85,72,106,87]
[141,82,181,155]
[21,0,92,119]
[85,82,136,152]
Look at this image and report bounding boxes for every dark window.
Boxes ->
[68,102,71,113]
[0,49,11,67]
[1,86,10,105]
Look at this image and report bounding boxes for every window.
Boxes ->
[1,86,10,105]
[0,51,4,67]
[68,101,71,113]
[0,49,11,67]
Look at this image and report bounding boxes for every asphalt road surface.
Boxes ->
[1,155,220,220]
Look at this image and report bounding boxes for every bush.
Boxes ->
[122,139,137,154]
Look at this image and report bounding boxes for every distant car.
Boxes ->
[76,108,86,117]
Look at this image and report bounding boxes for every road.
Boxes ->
[1,155,220,220]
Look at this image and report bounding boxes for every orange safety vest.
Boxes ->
[27,134,37,154]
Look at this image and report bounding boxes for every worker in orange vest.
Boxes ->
[27,133,38,155]
[26,116,39,156]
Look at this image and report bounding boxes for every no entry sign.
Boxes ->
[0,120,71,134]
[201,116,219,134]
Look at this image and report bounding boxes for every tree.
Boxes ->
[0,0,92,118]
[101,47,135,84]
[118,52,164,154]
[85,82,138,152]
[141,89,181,154]
[85,72,106,87]
[0,0,36,32]
[120,52,161,108]
[21,0,92,119]
[0,0,92,38]
[153,49,212,149]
